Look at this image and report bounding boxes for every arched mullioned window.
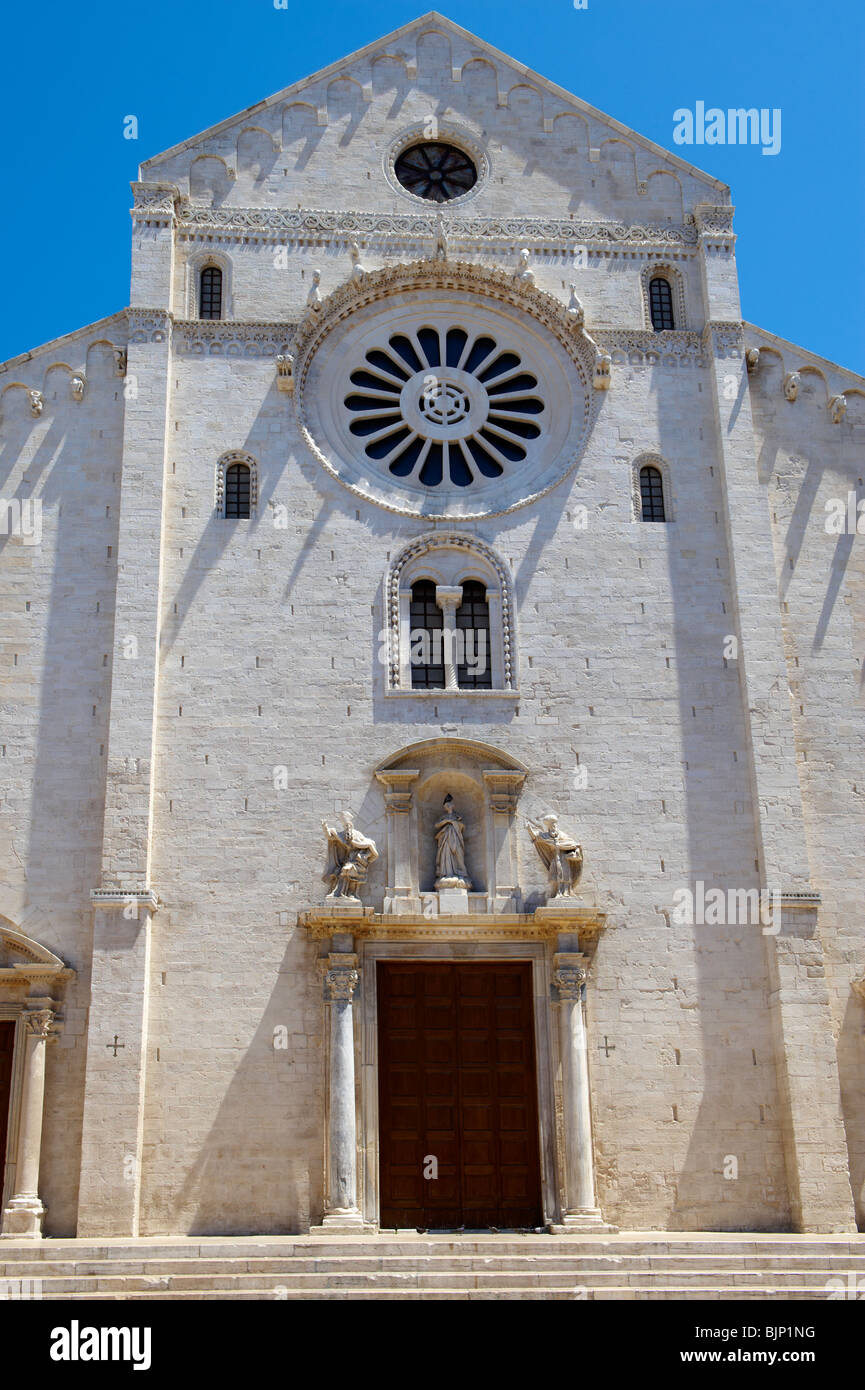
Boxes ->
[409,580,445,689]
[387,534,517,695]
[224,462,251,518]
[639,465,666,522]
[199,266,223,320]
[455,581,492,690]
[649,277,675,331]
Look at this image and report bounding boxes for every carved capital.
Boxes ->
[324,961,360,1002]
[553,966,587,1000]
[23,1008,58,1040]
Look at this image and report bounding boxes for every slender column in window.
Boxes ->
[552,954,604,1226]
[1,1009,56,1238]
[434,585,463,691]
[321,955,364,1228]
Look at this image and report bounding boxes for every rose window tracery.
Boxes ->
[344,325,544,488]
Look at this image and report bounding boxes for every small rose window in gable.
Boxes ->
[394,142,478,202]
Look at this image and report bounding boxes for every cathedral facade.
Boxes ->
[1,13,863,1240]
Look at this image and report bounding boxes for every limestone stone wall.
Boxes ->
[750,348,865,1227]
[0,321,127,1234]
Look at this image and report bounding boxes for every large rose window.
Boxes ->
[297,281,592,520]
[344,325,544,488]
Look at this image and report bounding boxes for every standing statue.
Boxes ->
[321,812,378,902]
[434,794,471,889]
[527,813,583,899]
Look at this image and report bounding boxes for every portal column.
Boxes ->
[1,1008,57,1238]
[552,953,606,1229]
[320,951,365,1230]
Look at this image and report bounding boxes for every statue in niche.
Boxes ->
[434,794,471,889]
[527,812,583,899]
[321,812,378,902]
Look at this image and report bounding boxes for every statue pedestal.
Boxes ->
[436,887,470,915]
[534,897,597,924]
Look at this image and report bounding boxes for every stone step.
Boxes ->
[4,1251,865,1279]
[3,1245,862,1267]
[35,1285,845,1301]
[16,1266,859,1293]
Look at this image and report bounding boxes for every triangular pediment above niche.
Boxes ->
[0,919,72,980]
[375,737,527,777]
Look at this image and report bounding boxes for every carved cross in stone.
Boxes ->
[597,1035,615,1058]
[106,1035,125,1057]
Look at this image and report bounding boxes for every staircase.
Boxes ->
[2,1233,864,1300]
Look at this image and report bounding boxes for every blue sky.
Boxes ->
[1,0,863,372]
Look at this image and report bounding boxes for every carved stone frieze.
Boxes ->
[126,309,171,345]
[173,320,296,358]
[594,328,706,368]
[702,320,745,359]
[175,202,699,250]
[693,204,736,235]
[131,182,180,218]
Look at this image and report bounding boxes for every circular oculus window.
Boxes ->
[300,291,591,520]
[393,142,478,202]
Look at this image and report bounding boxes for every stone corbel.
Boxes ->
[829,394,847,425]
[276,352,294,393]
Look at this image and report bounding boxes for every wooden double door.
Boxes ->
[377,962,543,1230]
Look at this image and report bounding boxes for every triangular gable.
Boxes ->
[744,321,865,396]
[140,10,727,196]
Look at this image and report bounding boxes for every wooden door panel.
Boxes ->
[378,962,542,1229]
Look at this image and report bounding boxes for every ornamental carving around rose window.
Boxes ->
[294,260,599,521]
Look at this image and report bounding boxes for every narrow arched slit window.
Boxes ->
[455,581,492,689]
[200,266,223,320]
[649,277,675,331]
[640,465,666,522]
[224,462,251,519]
[409,580,445,689]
